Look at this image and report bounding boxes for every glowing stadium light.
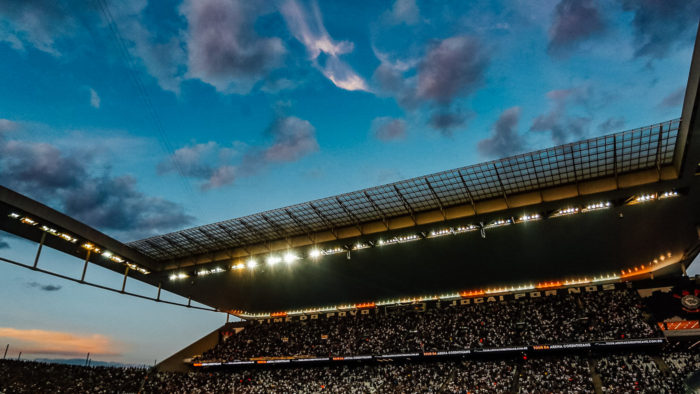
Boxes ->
[353,242,369,250]
[169,273,189,280]
[283,252,299,264]
[321,247,345,256]
[552,207,579,218]
[632,193,657,204]
[309,248,321,259]
[659,190,678,199]
[454,225,479,233]
[19,216,37,225]
[196,267,225,276]
[8,212,20,219]
[583,201,611,212]
[485,218,511,228]
[266,255,281,266]
[429,228,453,238]
[517,213,541,222]
[379,234,421,246]
[102,251,113,258]
[247,259,258,269]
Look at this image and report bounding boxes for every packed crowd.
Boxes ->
[143,362,451,393]
[516,356,593,393]
[0,359,146,393]
[445,360,514,393]
[199,289,658,361]
[1,350,698,393]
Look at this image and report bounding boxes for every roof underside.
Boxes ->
[129,119,680,262]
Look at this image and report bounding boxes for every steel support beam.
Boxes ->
[80,250,91,282]
[33,232,46,269]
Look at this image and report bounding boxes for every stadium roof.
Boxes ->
[2,30,700,315]
[129,119,680,264]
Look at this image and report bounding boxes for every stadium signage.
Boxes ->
[450,283,616,306]
[252,283,618,324]
[193,338,664,368]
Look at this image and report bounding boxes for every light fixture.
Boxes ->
[266,255,281,266]
[283,252,299,264]
[247,259,258,269]
[309,249,321,259]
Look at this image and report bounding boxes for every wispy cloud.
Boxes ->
[529,85,593,144]
[158,116,319,189]
[548,0,605,56]
[384,0,420,26]
[622,0,700,60]
[0,124,193,241]
[0,327,121,357]
[280,0,369,92]
[372,117,407,141]
[25,281,62,292]
[181,0,285,94]
[89,87,100,109]
[478,106,525,158]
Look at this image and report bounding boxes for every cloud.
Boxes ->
[0,118,19,135]
[157,142,238,190]
[529,86,593,144]
[89,88,100,109]
[0,236,8,249]
[280,0,369,92]
[659,87,685,108]
[385,0,420,26]
[0,136,192,241]
[372,117,407,141]
[159,116,318,189]
[26,281,62,292]
[0,0,75,56]
[478,107,525,157]
[598,116,625,133]
[264,116,319,162]
[548,0,605,56]
[0,327,121,357]
[416,36,489,105]
[622,0,700,60]
[181,0,285,94]
[428,111,468,134]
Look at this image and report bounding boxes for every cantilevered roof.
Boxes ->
[129,119,680,262]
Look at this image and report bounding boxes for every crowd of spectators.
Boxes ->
[199,289,658,361]
[596,353,680,393]
[517,356,593,393]
[1,349,698,393]
[445,360,514,393]
[0,359,146,393]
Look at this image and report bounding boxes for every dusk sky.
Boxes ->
[0,0,698,364]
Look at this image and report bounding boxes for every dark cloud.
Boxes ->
[372,117,407,141]
[598,117,626,133]
[659,87,685,108]
[416,36,489,105]
[548,0,605,56]
[529,87,593,144]
[264,116,319,162]
[0,0,75,55]
[428,111,468,135]
[157,142,238,189]
[622,0,700,60]
[182,0,285,94]
[478,107,525,158]
[26,281,62,292]
[0,118,19,134]
[0,236,8,249]
[159,116,318,188]
[0,137,192,241]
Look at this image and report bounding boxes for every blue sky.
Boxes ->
[0,0,698,364]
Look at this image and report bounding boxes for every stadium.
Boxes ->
[1,2,700,393]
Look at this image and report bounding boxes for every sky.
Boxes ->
[0,0,698,364]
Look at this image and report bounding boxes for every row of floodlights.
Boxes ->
[167,191,678,281]
[8,212,150,275]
